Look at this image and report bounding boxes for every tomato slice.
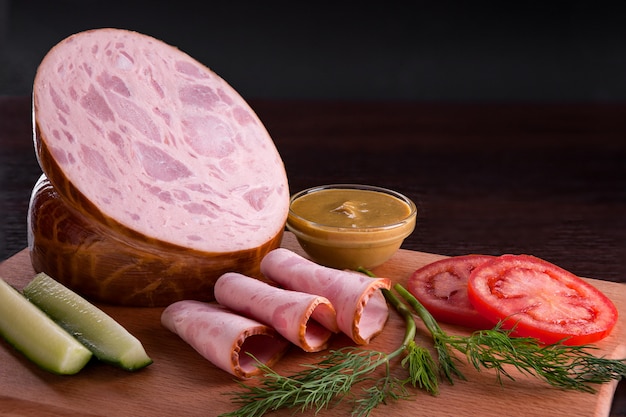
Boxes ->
[467,254,618,345]
[406,255,496,329]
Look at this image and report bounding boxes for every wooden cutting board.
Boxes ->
[0,232,624,417]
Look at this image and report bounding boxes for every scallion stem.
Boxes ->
[394,282,465,383]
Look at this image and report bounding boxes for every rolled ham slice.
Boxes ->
[161,300,290,379]
[214,272,338,352]
[260,248,391,345]
[29,28,289,306]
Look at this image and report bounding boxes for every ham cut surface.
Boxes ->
[260,248,391,345]
[29,29,289,306]
[214,272,338,352]
[161,301,290,379]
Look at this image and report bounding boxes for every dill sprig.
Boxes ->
[352,368,409,417]
[394,282,626,393]
[446,326,626,392]
[220,346,416,417]
[221,347,396,417]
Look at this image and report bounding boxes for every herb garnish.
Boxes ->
[394,282,626,392]
[220,271,626,417]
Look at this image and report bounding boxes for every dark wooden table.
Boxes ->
[1,96,625,415]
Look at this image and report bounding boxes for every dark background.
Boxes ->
[1,1,626,101]
[2,1,626,261]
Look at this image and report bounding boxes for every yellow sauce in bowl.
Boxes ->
[290,189,412,228]
[286,185,417,269]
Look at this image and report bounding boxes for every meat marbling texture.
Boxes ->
[29,28,289,306]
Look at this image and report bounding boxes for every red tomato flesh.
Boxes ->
[407,255,496,329]
[467,254,618,345]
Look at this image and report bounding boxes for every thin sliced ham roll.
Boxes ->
[161,301,290,379]
[214,272,339,352]
[260,248,391,345]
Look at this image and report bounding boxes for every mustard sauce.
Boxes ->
[286,185,417,269]
[289,189,412,228]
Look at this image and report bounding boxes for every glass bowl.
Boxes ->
[286,184,417,270]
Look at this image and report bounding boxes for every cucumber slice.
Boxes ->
[0,277,92,375]
[23,273,153,371]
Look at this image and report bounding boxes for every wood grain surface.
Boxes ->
[0,233,624,417]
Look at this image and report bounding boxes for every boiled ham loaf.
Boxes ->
[29,28,289,306]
